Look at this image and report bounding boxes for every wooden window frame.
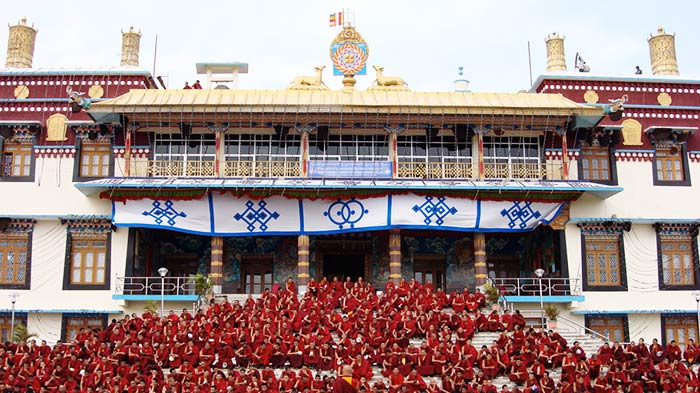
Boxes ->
[0,136,35,182]
[578,146,617,185]
[240,254,274,294]
[580,223,627,291]
[652,144,691,186]
[656,224,700,291]
[0,231,32,289]
[661,314,698,347]
[585,315,629,343]
[413,255,446,291]
[61,313,107,342]
[73,137,114,181]
[63,231,111,290]
[0,313,28,343]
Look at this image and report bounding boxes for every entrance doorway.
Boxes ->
[323,254,365,281]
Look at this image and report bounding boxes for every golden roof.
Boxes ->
[90,89,601,117]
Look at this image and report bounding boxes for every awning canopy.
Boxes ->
[76,177,622,200]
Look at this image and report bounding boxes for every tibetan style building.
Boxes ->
[0,19,698,347]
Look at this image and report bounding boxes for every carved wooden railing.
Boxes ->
[483,162,560,180]
[397,161,474,179]
[148,160,216,177]
[223,160,301,178]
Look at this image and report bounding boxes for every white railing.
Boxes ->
[490,277,581,297]
[115,276,197,296]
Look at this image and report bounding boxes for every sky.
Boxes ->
[3,0,700,92]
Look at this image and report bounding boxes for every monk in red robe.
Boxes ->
[333,365,359,393]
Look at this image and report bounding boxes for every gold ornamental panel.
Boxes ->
[657,92,672,106]
[13,84,29,99]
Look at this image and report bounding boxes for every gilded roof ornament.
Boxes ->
[368,65,410,92]
[330,25,369,92]
[287,65,329,90]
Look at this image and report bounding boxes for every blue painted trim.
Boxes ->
[475,199,482,229]
[503,295,585,303]
[78,179,624,194]
[387,195,392,226]
[0,309,123,314]
[208,193,215,233]
[544,148,581,152]
[572,309,697,315]
[111,201,115,223]
[112,294,199,301]
[298,200,304,232]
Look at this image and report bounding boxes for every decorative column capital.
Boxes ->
[207,122,229,133]
[295,125,317,134]
[473,127,490,136]
[384,126,404,135]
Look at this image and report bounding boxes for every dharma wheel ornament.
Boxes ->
[330,25,369,92]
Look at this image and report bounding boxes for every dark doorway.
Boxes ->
[323,254,365,281]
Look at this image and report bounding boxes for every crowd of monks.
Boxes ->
[0,277,699,393]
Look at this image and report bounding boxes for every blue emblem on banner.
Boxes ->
[234,200,280,232]
[142,200,187,227]
[324,198,368,229]
[500,201,541,229]
[412,196,458,226]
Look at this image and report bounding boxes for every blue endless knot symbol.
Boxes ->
[412,196,458,226]
[142,200,187,227]
[500,201,542,229]
[324,197,369,229]
[234,200,280,232]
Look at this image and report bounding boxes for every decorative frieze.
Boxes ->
[34,146,76,158]
[113,146,150,159]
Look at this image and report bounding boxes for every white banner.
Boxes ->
[112,193,564,236]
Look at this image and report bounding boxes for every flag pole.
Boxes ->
[527,41,533,87]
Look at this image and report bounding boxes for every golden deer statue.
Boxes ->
[373,65,408,87]
[290,65,327,87]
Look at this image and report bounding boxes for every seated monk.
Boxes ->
[685,338,699,364]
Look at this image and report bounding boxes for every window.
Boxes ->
[413,255,445,291]
[310,134,389,161]
[653,145,690,186]
[656,224,699,290]
[586,316,628,343]
[662,315,697,347]
[0,232,30,288]
[580,223,627,291]
[580,147,616,183]
[483,136,542,179]
[1,138,34,181]
[77,141,112,178]
[0,313,28,343]
[153,133,216,177]
[241,255,273,294]
[63,223,111,290]
[62,314,107,342]
[224,134,301,177]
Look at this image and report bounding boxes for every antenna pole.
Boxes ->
[527,41,533,87]
[152,34,158,78]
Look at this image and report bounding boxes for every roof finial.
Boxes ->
[458,66,463,77]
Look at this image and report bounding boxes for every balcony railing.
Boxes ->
[149,160,216,177]
[115,276,196,296]
[490,277,581,297]
[483,162,560,180]
[224,160,301,177]
[397,161,474,179]
[127,159,562,180]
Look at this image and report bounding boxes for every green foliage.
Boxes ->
[12,324,37,343]
[194,272,214,297]
[144,300,159,314]
[544,304,560,320]
[483,281,500,303]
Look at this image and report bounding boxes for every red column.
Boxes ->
[559,130,570,180]
[297,126,315,177]
[124,125,134,177]
[385,127,402,178]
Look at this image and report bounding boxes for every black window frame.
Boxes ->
[652,143,691,187]
[577,146,618,186]
[0,134,36,183]
[72,134,114,182]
